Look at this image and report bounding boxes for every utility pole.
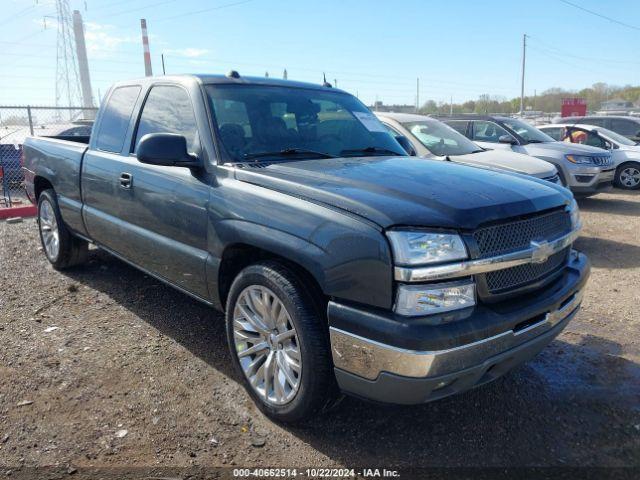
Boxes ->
[283,68,287,80]
[416,78,420,113]
[161,53,166,74]
[450,95,453,115]
[334,78,338,88]
[72,9,94,113]
[140,19,152,76]
[520,33,527,116]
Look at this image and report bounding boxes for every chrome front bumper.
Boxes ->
[330,288,583,381]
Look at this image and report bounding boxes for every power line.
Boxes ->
[155,0,255,22]
[528,36,639,65]
[558,0,640,31]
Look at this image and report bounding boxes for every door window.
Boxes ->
[134,85,199,153]
[565,128,607,148]
[609,119,640,137]
[542,127,563,141]
[95,86,141,153]
[471,121,511,143]
[444,120,469,136]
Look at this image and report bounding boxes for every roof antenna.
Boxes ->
[322,72,332,88]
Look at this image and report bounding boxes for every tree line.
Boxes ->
[418,83,640,115]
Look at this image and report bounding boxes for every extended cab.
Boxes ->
[24,74,589,422]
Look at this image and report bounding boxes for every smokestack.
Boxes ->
[72,10,94,112]
[140,18,152,76]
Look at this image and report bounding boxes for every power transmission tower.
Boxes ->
[55,0,82,112]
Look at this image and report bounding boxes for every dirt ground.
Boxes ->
[1,190,639,476]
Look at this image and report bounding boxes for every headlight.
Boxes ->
[565,154,594,164]
[387,230,467,265]
[569,199,581,229]
[395,281,476,316]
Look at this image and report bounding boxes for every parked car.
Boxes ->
[554,115,640,143]
[539,123,640,190]
[23,74,589,422]
[376,112,560,184]
[439,115,615,197]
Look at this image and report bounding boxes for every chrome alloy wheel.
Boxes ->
[39,199,60,261]
[233,285,302,405]
[620,166,640,188]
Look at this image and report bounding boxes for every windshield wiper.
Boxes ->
[340,146,403,157]
[243,148,335,161]
[526,139,545,143]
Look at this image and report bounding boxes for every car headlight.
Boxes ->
[395,281,476,316]
[387,230,467,265]
[565,154,594,164]
[569,199,581,229]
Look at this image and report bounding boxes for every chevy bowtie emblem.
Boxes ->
[530,240,553,264]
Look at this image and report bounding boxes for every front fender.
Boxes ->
[207,218,393,312]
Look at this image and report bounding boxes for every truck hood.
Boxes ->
[523,141,608,156]
[234,156,571,230]
[448,149,557,178]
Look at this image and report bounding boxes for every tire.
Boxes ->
[37,189,88,269]
[225,261,336,423]
[614,162,640,190]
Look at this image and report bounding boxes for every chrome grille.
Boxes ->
[474,209,571,258]
[473,209,572,295]
[485,247,570,293]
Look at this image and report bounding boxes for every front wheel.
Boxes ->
[615,162,640,190]
[225,261,336,423]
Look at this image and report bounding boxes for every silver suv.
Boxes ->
[441,115,615,197]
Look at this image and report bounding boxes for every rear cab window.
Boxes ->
[95,86,142,153]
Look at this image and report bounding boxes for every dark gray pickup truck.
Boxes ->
[23,74,589,422]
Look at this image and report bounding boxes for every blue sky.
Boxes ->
[1,0,639,107]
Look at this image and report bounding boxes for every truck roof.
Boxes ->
[110,73,344,93]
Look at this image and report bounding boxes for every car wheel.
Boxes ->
[37,189,88,269]
[225,261,336,423]
[615,162,640,190]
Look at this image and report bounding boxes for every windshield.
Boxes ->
[596,127,637,146]
[206,84,406,162]
[402,120,481,156]
[501,118,555,143]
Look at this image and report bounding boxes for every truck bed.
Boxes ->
[23,136,88,235]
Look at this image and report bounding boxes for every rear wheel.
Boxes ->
[37,189,88,269]
[225,261,336,422]
[615,162,640,190]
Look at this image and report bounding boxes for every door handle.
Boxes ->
[119,172,133,189]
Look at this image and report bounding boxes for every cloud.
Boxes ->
[164,48,209,58]
[84,22,137,58]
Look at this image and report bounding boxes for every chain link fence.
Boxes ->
[0,106,97,207]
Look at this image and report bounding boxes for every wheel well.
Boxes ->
[616,160,640,172]
[34,176,53,200]
[218,244,326,313]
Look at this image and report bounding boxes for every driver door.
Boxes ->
[116,84,211,298]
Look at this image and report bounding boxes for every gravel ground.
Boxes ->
[1,190,639,476]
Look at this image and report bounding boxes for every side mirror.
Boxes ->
[395,135,417,156]
[137,133,200,167]
[498,134,516,145]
